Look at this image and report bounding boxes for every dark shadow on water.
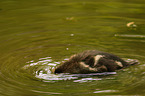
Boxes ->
[61,72,117,78]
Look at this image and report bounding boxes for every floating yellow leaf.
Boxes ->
[126,22,137,27]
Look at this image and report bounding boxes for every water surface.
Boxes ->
[0,0,145,95]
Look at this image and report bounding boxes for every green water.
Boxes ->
[0,0,145,95]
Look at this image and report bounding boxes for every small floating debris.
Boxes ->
[66,48,69,50]
[66,17,75,21]
[126,22,137,28]
[70,34,74,36]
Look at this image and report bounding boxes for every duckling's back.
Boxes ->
[54,50,139,74]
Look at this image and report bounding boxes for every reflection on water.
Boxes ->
[31,90,62,95]
[74,78,102,83]
[115,34,145,38]
[93,89,118,94]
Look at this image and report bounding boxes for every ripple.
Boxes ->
[73,78,102,83]
[31,90,62,94]
[23,57,117,82]
[23,57,56,69]
[115,34,145,38]
[93,90,118,93]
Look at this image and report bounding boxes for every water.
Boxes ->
[0,0,145,95]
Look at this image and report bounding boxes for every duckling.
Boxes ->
[54,50,138,74]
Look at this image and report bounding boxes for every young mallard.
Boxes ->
[54,50,138,74]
